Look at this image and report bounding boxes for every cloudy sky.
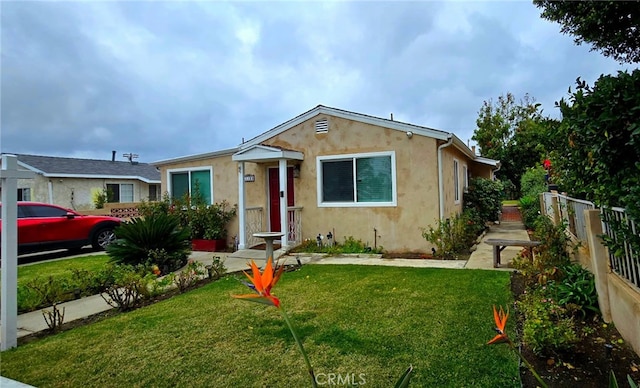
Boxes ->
[0,1,630,163]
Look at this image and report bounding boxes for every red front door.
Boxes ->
[268,167,294,232]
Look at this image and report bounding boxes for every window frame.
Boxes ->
[148,184,161,201]
[166,167,214,204]
[17,187,31,201]
[106,183,135,203]
[316,151,397,208]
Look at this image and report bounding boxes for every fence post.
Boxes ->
[550,195,560,225]
[585,209,612,322]
[539,193,545,216]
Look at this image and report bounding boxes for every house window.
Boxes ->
[317,151,396,207]
[169,168,212,204]
[148,184,160,201]
[18,188,31,201]
[106,183,134,203]
[453,159,460,204]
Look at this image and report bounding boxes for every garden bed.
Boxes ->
[511,272,640,387]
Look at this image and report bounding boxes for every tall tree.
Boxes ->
[534,0,640,63]
[472,93,550,198]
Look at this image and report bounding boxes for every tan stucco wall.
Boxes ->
[156,114,489,252]
[256,115,443,252]
[608,275,640,356]
[13,174,153,211]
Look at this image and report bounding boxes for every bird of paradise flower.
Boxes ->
[487,305,547,388]
[233,258,413,387]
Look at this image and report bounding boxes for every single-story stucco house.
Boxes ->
[0,153,161,211]
[153,105,500,252]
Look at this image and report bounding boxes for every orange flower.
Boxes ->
[233,258,285,308]
[487,305,509,345]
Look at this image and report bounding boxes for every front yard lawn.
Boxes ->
[1,265,518,387]
[17,255,110,285]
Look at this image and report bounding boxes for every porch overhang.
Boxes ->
[232,145,304,163]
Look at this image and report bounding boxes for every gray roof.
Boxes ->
[5,153,160,183]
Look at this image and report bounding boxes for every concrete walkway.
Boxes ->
[465,208,530,270]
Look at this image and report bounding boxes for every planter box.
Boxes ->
[192,239,226,252]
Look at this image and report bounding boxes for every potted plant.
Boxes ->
[189,199,237,252]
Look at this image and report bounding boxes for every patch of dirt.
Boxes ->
[511,272,640,387]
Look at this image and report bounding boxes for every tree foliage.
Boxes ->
[472,93,552,197]
[555,70,640,255]
[534,0,640,63]
[555,71,640,209]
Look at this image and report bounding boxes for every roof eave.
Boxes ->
[152,147,239,166]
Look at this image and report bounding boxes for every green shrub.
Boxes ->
[518,286,579,354]
[137,193,174,219]
[174,260,205,292]
[549,263,600,317]
[521,166,547,198]
[107,213,191,273]
[206,256,227,280]
[421,212,479,259]
[519,195,541,230]
[290,236,382,255]
[519,166,547,229]
[533,216,572,268]
[100,264,155,311]
[463,177,504,224]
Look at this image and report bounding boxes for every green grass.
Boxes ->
[502,200,520,206]
[2,255,112,312]
[17,255,110,286]
[1,265,519,387]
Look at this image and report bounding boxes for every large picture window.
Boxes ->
[168,168,212,204]
[317,152,396,207]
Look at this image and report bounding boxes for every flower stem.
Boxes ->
[280,306,317,388]
[508,339,548,388]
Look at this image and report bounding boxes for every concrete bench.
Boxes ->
[485,239,541,268]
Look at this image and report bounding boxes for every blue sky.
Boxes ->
[0,1,629,163]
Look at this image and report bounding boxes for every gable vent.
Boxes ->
[315,119,329,134]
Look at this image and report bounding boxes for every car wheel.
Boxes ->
[92,227,116,250]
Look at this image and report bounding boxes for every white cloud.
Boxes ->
[0,1,629,162]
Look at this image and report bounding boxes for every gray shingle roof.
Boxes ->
[6,153,160,183]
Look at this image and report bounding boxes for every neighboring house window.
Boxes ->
[106,183,134,203]
[453,159,460,204]
[148,184,160,201]
[317,151,396,207]
[18,188,31,201]
[168,168,212,204]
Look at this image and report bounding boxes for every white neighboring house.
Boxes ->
[0,153,161,211]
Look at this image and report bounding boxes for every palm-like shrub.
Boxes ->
[106,213,191,274]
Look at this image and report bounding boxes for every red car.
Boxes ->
[0,202,122,254]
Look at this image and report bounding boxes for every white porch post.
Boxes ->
[278,159,288,248]
[1,155,35,350]
[237,162,246,250]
